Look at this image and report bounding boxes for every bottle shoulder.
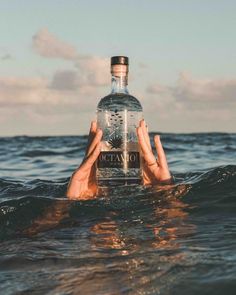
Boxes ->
[97,93,143,112]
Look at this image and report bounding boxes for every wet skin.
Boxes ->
[67,120,172,200]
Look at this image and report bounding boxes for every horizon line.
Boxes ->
[0,131,235,138]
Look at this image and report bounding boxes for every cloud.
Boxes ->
[146,72,236,108]
[0,29,113,134]
[1,54,13,60]
[1,27,235,135]
[32,28,110,89]
[32,28,78,60]
[76,56,110,87]
[138,62,149,69]
[0,66,108,118]
[1,69,235,134]
[0,27,111,122]
[146,82,168,95]
[50,70,79,90]
[0,77,47,106]
[0,76,76,108]
[143,72,236,132]
[173,72,236,104]
[49,56,110,91]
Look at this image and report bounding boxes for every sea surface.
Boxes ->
[0,133,235,295]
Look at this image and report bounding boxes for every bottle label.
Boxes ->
[97,151,140,169]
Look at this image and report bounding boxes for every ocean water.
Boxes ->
[0,133,235,295]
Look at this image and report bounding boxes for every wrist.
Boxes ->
[159,174,174,185]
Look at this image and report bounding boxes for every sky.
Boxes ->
[0,0,235,135]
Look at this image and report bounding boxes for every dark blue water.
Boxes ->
[0,133,236,295]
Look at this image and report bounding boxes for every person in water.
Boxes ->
[67,119,172,200]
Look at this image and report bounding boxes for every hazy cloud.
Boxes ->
[32,28,78,60]
[173,72,236,104]
[1,27,235,135]
[1,54,13,60]
[138,62,149,69]
[146,82,168,95]
[32,28,110,89]
[76,55,110,87]
[49,56,110,91]
[50,70,79,90]
[143,72,236,132]
[0,27,110,122]
[0,72,102,114]
[0,76,79,107]
[147,72,236,107]
[0,77,47,106]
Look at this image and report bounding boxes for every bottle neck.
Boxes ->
[110,64,129,94]
[111,75,129,94]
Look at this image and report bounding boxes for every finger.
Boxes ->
[140,119,152,151]
[87,128,102,157]
[85,142,101,167]
[89,120,97,136]
[86,121,97,154]
[154,135,168,168]
[137,126,151,156]
[137,126,156,166]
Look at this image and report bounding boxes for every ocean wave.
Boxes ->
[0,134,235,294]
[0,164,235,241]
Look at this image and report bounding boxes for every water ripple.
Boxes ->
[0,134,236,294]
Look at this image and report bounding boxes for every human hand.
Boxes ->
[137,120,172,185]
[66,121,102,200]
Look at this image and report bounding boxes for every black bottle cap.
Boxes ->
[111,56,129,66]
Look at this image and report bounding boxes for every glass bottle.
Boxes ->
[96,56,143,186]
